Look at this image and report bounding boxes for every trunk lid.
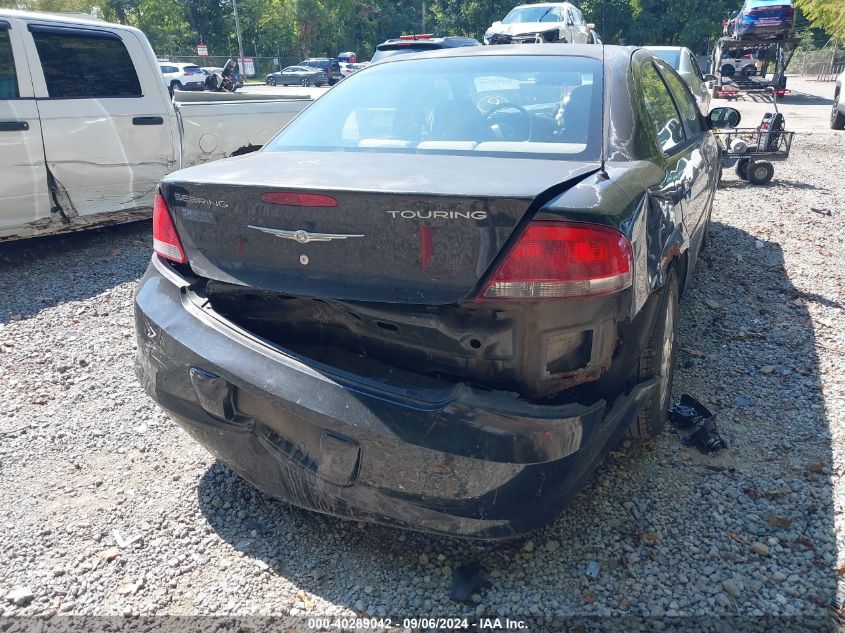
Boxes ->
[164,151,598,304]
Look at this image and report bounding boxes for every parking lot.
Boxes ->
[1,77,843,624]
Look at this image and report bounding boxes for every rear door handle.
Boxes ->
[132,116,164,126]
[0,120,29,131]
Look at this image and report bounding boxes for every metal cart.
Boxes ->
[715,127,794,184]
[715,87,794,185]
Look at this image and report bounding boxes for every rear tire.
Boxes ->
[735,158,749,180]
[170,81,182,93]
[832,90,845,130]
[626,268,680,440]
[746,161,774,185]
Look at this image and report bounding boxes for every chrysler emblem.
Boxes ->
[248,225,364,243]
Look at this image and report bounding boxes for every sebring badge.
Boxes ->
[247,226,364,244]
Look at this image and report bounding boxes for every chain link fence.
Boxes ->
[789,48,844,81]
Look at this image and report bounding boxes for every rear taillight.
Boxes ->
[152,192,186,264]
[480,221,633,300]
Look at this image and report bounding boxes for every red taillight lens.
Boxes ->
[480,221,633,300]
[152,193,187,264]
[260,192,338,207]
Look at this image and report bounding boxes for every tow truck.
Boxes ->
[710,35,798,99]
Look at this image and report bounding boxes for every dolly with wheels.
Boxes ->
[716,88,794,186]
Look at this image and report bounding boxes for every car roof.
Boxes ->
[0,9,142,35]
[372,43,635,65]
[377,36,479,47]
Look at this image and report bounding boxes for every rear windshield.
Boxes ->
[650,50,681,69]
[183,65,202,73]
[371,45,440,62]
[265,55,602,161]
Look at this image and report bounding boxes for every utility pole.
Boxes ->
[422,0,425,33]
[232,0,246,79]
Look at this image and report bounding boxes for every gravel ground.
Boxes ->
[1,83,844,629]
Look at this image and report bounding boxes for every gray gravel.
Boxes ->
[1,87,844,627]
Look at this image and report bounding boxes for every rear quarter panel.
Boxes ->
[176,98,311,167]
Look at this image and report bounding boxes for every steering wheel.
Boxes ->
[482,102,533,141]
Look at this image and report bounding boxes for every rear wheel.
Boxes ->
[735,158,750,180]
[301,77,310,87]
[627,268,680,440]
[746,161,774,185]
[170,80,182,93]
[832,90,845,130]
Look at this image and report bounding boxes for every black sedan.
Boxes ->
[265,65,326,87]
[135,45,740,539]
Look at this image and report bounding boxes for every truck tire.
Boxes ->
[735,158,749,180]
[746,161,774,185]
[170,81,182,93]
[627,268,680,440]
[832,90,845,130]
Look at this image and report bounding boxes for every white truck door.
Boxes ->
[0,18,50,237]
[24,22,177,219]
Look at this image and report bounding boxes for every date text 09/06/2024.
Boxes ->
[307,617,528,630]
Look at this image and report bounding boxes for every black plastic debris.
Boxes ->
[669,394,727,454]
[449,561,489,603]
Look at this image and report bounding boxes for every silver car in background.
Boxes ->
[647,46,715,113]
[484,2,599,45]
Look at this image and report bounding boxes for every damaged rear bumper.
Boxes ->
[134,256,656,539]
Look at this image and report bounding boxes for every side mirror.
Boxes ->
[704,74,717,82]
[708,107,741,129]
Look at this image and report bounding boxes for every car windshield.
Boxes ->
[266,55,602,161]
[502,6,561,23]
[650,50,681,69]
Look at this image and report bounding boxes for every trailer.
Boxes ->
[710,35,798,99]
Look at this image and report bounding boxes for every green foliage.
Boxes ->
[796,0,845,39]
[2,0,836,59]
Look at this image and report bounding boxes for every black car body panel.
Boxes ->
[163,152,600,304]
[135,45,720,537]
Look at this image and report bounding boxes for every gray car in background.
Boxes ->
[266,66,327,87]
[647,46,715,113]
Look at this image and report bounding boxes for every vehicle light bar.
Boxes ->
[260,192,338,207]
[480,221,633,300]
[152,192,187,264]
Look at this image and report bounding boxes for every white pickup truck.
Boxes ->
[0,10,312,240]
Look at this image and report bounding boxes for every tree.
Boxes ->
[796,0,845,39]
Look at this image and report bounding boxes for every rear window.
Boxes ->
[372,44,441,62]
[266,55,602,161]
[33,30,141,98]
[183,65,202,73]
